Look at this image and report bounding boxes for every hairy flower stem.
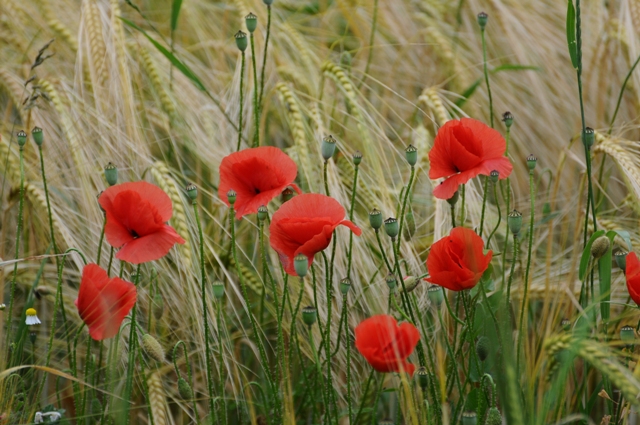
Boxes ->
[505,234,518,313]
[375,230,393,273]
[480,27,494,128]
[193,202,216,424]
[173,341,200,424]
[501,180,512,287]
[321,252,336,424]
[353,368,375,424]
[479,177,489,236]
[450,204,456,228]
[217,302,227,424]
[396,166,415,252]
[123,264,142,425]
[309,325,330,419]
[486,182,502,246]
[370,374,385,425]
[459,184,466,227]
[250,33,260,147]
[517,170,535,369]
[323,160,330,196]
[346,163,359,277]
[236,51,246,152]
[258,5,271,106]
[343,293,353,424]
[97,215,106,265]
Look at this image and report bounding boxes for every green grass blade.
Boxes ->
[171,0,183,32]
[579,230,604,281]
[566,0,578,69]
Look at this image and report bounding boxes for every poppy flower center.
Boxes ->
[130,230,139,238]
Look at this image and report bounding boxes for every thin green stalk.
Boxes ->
[486,181,502,247]
[217,301,227,425]
[237,51,246,151]
[479,177,489,236]
[309,324,330,421]
[174,341,200,424]
[501,180,511,288]
[609,53,640,134]
[353,369,375,425]
[450,204,456,228]
[357,0,379,91]
[396,166,415,252]
[289,280,304,362]
[80,336,93,419]
[344,293,353,424]
[517,170,535,368]
[258,5,271,106]
[123,264,142,425]
[323,160,330,196]
[97,215,106,266]
[505,234,518,312]
[375,230,393,273]
[459,184,466,227]
[250,33,260,147]
[321,252,335,424]
[346,162,359,277]
[370,374,385,425]
[107,246,114,276]
[480,27,494,128]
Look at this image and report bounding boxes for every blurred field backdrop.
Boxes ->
[3,0,640,423]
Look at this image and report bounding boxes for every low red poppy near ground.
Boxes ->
[626,252,640,305]
[428,118,512,199]
[75,264,137,340]
[219,146,302,219]
[426,227,492,291]
[99,181,185,264]
[269,193,361,275]
[355,315,420,375]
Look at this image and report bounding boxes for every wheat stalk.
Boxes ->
[147,370,168,425]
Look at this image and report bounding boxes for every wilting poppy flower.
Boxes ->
[429,118,512,199]
[219,147,302,219]
[99,181,185,264]
[426,227,492,291]
[626,252,640,305]
[355,315,420,375]
[269,193,361,275]
[75,264,137,340]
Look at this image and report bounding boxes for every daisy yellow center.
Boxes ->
[26,308,37,316]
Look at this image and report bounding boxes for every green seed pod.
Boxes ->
[402,276,421,293]
[245,12,257,33]
[462,411,477,425]
[227,189,237,205]
[178,377,194,400]
[294,254,308,278]
[339,277,351,295]
[507,209,522,235]
[263,0,273,5]
[384,217,399,239]
[428,285,444,306]
[620,325,635,347]
[489,170,499,184]
[17,130,27,147]
[142,334,165,362]
[446,190,459,206]
[405,144,418,167]
[416,366,429,389]
[590,236,610,260]
[353,150,362,166]
[585,127,595,149]
[502,111,513,128]
[212,281,225,300]
[321,135,337,161]
[186,183,197,201]
[475,336,489,361]
[153,293,164,320]
[235,30,248,51]
[477,12,488,29]
[301,306,317,326]
[560,318,571,331]
[282,187,295,202]
[257,205,268,221]
[32,127,44,146]
[369,208,383,230]
[526,154,537,171]
[385,274,397,291]
[403,211,416,240]
[91,397,103,416]
[614,249,628,272]
[486,407,502,425]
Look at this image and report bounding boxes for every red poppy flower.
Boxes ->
[75,264,137,340]
[426,227,492,291]
[355,315,420,375]
[269,193,361,275]
[429,118,512,199]
[219,147,302,219]
[626,252,640,305]
[99,181,185,264]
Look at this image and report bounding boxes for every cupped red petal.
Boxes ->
[432,168,481,200]
[110,190,165,236]
[104,210,135,248]
[626,252,640,305]
[459,117,507,159]
[99,181,173,222]
[116,225,185,264]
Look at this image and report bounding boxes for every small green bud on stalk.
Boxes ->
[17,130,27,147]
[339,277,351,295]
[186,183,197,201]
[475,336,489,361]
[585,127,595,149]
[385,274,397,291]
[282,187,295,202]
[353,150,362,165]
[178,377,194,400]
[235,30,248,51]
[212,281,225,299]
[142,334,165,362]
[502,111,513,128]
[508,209,523,235]
[301,306,317,326]
[477,12,488,29]
[620,325,635,348]
[590,236,610,260]
[446,190,459,206]
[29,331,37,345]
[561,318,571,331]
[614,249,628,272]
[402,276,421,293]
[489,170,499,183]
[416,366,429,389]
[257,205,268,221]
[526,154,537,171]
[32,127,44,146]
[462,411,477,425]
[486,407,502,425]
[294,254,308,278]
[405,144,418,167]
[321,135,337,161]
[427,285,444,306]
[227,189,237,205]
[384,217,399,239]
[153,293,164,320]
[245,12,257,33]
[369,208,383,230]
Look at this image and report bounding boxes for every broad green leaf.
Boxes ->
[566,0,578,69]
[579,230,605,281]
[171,0,183,32]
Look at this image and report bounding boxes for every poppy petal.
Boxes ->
[626,252,640,305]
[99,181,173,222]
[460,117,507,159]
[116,225,185,264]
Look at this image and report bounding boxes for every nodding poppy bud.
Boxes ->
[294,254,308,278]
[614,249,628,272]
[385,273,397,291]
[353,150,363,166]
[489,170,499,183]
[235,30,248,51]
[620,325,635,347]
[227,189,237,205]
[369,208,383,230]
[502,111,513,128]
[384,217,399,239]
[91,397,103,416]
[508,209,523,235]
[585,127,595,149]
[178,377,193,400]
[321,135,337,161]
[282,187,295,202]
[526,154,537,171]
[427,285,444,306]
[152,292,164,320]
[416,366,429,389]
[462,411,477,425]
[17,130,27,147]
[142,334,165,362]
[476,336,489,361]
[339,277,351,295]
[212,281,225,299]
[245,12,257,33]
[405,144,418,167]
[486,407,502,425]
[446,190,459,206]
[32,127,44,146]
[402,276,421,293]
[590,236,610,259]
[257,205,268,221]
[301,306,317,326]
[560,318,571,331]
[477,12,488,29]
[186,183,197,201]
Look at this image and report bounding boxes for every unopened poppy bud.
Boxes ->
[186,183,197,201]
[475,336,489,361]
[508,209,523,235]
[416,366,429,389]
[502,111,513,128]
[428,285,444,306]
[153,293,164,320]
[227,189,237,205]
[321,135,337,161]
[235,30,248,51]
[103,162,118,186]
[477,12,488,29]
[384,217,399,239]
[245,12,257,33]
[462,411,477,425]
[561,318,571,331]
[91,397,103,416]
[294,254,308,278]
[17,130,27,147]
[212,281,225,299]
[620,325,635,347]
[585,127,595,149]
[590,236,610,259]
[301,306,317,326]
[339,277,351,295]
[446,190,459,206]
[257,205,268,221]
[489,170,499,183]
[385,273,397,291]
[402,276,421,293]
[486,407,502,425]
[29,331,37,345]
[178,377,193,400]
[403,211,416,240]
[614,249,628,272]
[282,187,295,202]
[369,208,383,230]
[263,0,273,5]
[353,150,362,165]
[32,127,44,146]
[142,334,165,362]
[405,144,418,167]
[526,154,537,171]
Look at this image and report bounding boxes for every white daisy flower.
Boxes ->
[26,308,41,326]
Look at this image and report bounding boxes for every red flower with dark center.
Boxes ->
[426,227,492,291]
[99,181,185,264]
[626,252,640,305]
[429,118,512,199]
[355,315,420,375]
[269,193,361,275]
[219,147,302,219]
[75,264,137,340]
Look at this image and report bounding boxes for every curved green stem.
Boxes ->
[486,182,502,247]
[479,177,489,236]
[396,166,415,252]
[505,234,518,313]
[481,28,494,128]
[375,230,393,273]
[258,5,271,106]
[236,51,246,151]
[517,171,535,369]
[346,163,359,277]
[97,215,106,266]
[123,264,142,425]
[250,33,260,147]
